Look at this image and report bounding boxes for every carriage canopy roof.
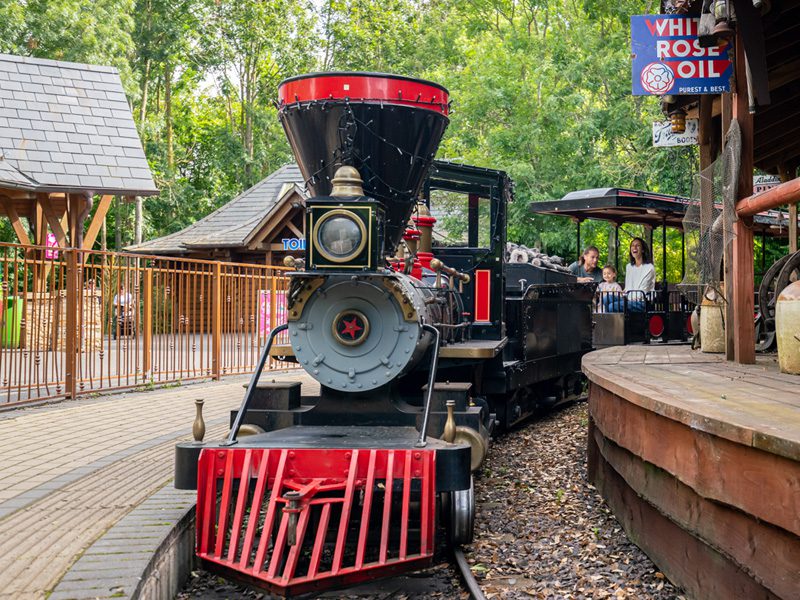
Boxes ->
[530,187,798,237]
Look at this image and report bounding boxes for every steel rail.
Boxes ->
[453,547,488,600]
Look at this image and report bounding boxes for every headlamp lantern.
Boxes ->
[307,201,382,269]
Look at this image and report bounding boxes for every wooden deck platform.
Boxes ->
[582,346,799,600]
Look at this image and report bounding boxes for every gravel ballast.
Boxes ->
[180,401,682,599]
[468,401,681,600]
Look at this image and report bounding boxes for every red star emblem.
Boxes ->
[340,316,363,339]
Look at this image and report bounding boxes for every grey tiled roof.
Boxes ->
[0,53,157,195]
[127,164,305,254]
[0,156,36,188]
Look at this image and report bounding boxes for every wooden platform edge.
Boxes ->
[589,383,800,537]
[587,422,783,600]
[588,421,799,599]
[587,376,800,600]
[582,351,800,463]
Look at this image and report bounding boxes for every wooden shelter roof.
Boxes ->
[127,163,305,255]
[531,187,800,236]
[0,53,157,196]
[751,0,800,173]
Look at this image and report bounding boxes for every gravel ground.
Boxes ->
[180,400,682,600]
[467,400,682,600]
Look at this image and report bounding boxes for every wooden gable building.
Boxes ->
[127,164,307,265]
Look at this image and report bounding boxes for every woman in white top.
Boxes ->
[624,237,655,312]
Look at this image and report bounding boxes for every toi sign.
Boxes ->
[631,15,732,96]
[281,238,305,251]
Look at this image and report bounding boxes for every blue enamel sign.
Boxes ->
[631,15,732,96]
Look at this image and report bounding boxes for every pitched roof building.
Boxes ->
[127,164,307,263]
[0,53,156,249]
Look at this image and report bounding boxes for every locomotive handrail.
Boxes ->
[416,323,441,448]
[224,323,289,445]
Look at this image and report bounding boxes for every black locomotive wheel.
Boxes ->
[759,253,792,321]
[446,476,475,545]
[775,250,800,301]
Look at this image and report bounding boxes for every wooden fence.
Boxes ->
[0,243,296,407]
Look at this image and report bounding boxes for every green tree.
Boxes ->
[5,0,137,90]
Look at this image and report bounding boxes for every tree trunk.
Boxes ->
[165,61,174,170]
[243,59,254,184]
[134,196,143,245]
[139,58,151,123]
[115,197,122,251]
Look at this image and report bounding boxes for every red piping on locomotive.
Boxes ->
[278,73,450,115]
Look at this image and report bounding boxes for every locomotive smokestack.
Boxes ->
[277,72,449,251]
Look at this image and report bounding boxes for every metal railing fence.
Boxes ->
[0,243,295,407]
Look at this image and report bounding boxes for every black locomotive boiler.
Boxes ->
[174,72,594,597]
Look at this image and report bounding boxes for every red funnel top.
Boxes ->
[278,72,450,250]
[278,73,449,115]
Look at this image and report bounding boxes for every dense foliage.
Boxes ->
[1,0,718,277]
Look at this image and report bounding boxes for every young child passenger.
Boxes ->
[598,265,623,312]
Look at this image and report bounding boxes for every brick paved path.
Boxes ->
[0,371,316,599]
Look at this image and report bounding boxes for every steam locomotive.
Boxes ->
[174,72,594,596]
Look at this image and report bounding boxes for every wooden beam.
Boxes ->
[285,218,303,238]
[247,200,296,248]
[82,195,113,251]
[38,194,68,248]
[732,35,756,364]
[732,0,770,106]
[0,190,34,201]
[33,195,47,246]
[1,198,32,245]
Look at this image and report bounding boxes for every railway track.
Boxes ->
[179,401,678,600]
[179,551,481,599]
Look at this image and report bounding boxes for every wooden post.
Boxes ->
[721,92,735,361]
[778,164,798,253]
[699,95,715,237]
[731,35,756,364]
[65,250,78,399]
[143,269,153,378]
[211,262,222,379]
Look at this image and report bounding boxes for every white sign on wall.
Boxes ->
[753,174,781,194]
[652,118,699,147]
